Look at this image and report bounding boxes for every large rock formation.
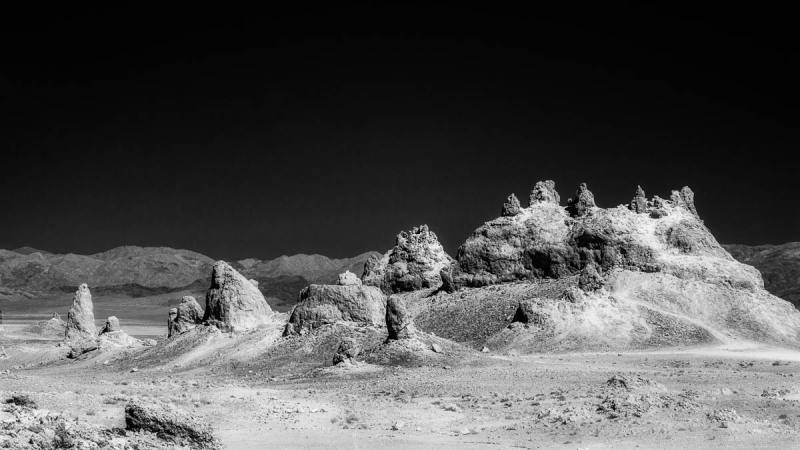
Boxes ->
[285,284,386,335]
[452,182,728,288]
[416,181,800,351]
[65,283,96,342]
[362,225,454,293]
[204,261,274,332]
[629,186,648,214]
[168,296,204,337]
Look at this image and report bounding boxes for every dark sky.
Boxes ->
[2,9,798,260]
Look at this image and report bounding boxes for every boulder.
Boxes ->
[125,400,220,448]
[629,185,648,214]
[102,316,120,334]
[528,180,560,205]
[249,278,259,287]
[169,296,204,337]
[65,283,96,342]
[566,183,596,217]
[337,270,362,286]
[362,225,454,293]
[285,284,386,335]
[332,336,361,365]
[386,296,416,340]
[204,261,274,332]
[501,193,522,217]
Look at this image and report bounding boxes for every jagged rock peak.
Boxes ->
[501,193,522,217]
[671,186,698,217]
[65,283,96,342]
[337,270,362,286]
[566,183,596,217]
[629,185,648,214]
[529,180,560,206]
[362,225,454,293]
[204,260,274,332]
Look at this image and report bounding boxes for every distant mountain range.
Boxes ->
[0,246,379,311]
[2,243,798,312]
[724,242,800,310]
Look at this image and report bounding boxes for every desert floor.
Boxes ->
[2,322,799,449]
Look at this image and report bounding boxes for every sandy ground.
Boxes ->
[1,324,799,449]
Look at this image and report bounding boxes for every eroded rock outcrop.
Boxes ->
[98,316,142,348]
[285,284,386,335]
[529,180,560,205]
[451,181,750,290]
[125,400,220,449]
[204,261,274,332]
[386,296,416,340]
[337,270,361,286]
[502,194,522,217]
[566,183,596,218]
[362,225,454,293]
[169,296,204,337]
[65,283,96,343]
[629,186,647,214]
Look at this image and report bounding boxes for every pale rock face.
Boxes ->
[362,225,454,293]
[337,270,362,286]
[249,279,259,287]
[285,284,386,335]
[204,261,274,332]
[169,296,204,337]
[529,180,560,206]
[386,296,416,340]
[65,283,96,342]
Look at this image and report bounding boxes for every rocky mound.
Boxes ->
[284,282,386,335]
[362,225,454,293]
[97,316,143,349]
[125,400,221,449]
[724,242,800,309]
[204,261,275,332]
[408,181,800,351]
[21,313,66,336]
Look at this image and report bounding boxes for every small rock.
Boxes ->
[131,368,138,373]
[392,421,405,431]
[431,344,443,353]
[481,346,490,353]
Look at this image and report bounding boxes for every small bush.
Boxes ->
[6,394,37,408]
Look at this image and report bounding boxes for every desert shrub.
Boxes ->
[6,394,37,408]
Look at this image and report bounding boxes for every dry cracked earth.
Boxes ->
[2,326,799,449]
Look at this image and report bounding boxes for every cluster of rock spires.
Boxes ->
[52,178,799,366]
[362,225,453,293]
[63,284,147,357]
